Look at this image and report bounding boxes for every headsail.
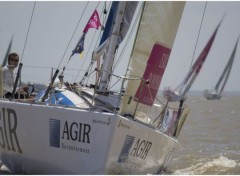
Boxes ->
[163,20,222,102]
[134,42,171,106]
[2,36,13,67]
[121,1,185,114]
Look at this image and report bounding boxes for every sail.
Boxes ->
[99,1,118,45]
[93,2,138,60]
[204,36,239,99]
[216,37,239,94]
[121,1,185,114]
[98,1,138,92]
[134,42,171,106]
[81,2,138,86]
[164,21,222,102]
[2,36,13,67]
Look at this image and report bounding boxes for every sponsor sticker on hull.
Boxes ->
[118,135,153,162]
[49,119,91,154]
[0,108,22,154]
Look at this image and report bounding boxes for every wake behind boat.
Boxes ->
[0,1,221,174]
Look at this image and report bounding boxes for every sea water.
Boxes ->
[0,93,239,174]
[168,93,240,174]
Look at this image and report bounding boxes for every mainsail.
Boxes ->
[121,1,186,114]
[204,36,239,100]
[163,21,222,102]
[98,2,138,92]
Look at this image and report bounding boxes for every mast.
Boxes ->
[80,1,117,85]
[217,37,239,94]
[98,1,127,92]
[214,54,232,92]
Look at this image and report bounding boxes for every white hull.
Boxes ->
[0,99,178,174]
[203,89,221,100]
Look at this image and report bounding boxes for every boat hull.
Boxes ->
[203,89,221,100]
[0,99,179,174]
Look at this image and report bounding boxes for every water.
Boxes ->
[0,94,239,174]
[168,93,240,174]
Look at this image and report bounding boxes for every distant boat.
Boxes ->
[204,37,239,100]
[0,1,190,174]
[163,21,222,102]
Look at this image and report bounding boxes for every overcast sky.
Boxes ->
[0,1,240,92]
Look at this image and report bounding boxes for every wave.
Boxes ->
[173,155,239,175]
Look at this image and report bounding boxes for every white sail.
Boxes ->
[204,36,239,100]
[0,2,191,174]
[121,1,186,114]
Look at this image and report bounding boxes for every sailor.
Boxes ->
[2,52,28,99]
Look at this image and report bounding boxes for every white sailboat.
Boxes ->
[0,1,190,174]
[203,37,239,100]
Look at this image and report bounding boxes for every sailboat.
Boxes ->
[163,19,222,102]
[0,1,189,174]
[203,37,239,100]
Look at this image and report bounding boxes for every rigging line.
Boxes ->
[189,1,207,68]
[73,1,106,82]
[125,2,144,78]
[108,74,122,90]
[86,2,111,85]
[13,1,36,97]
[21,1,36,62]
[93,1,111,50]
[112,3,142,71]
[22,65,82,71]
[73,18,100,83]
[155,96,183,110]
[57,1,89,69]
[75,2,111,85]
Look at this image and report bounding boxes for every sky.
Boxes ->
[0,1,240,93]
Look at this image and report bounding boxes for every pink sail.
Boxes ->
[163,21,222,102]
[134,42,171,106]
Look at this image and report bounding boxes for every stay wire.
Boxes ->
[113,3,142,71]
[11,1,36,99]
[73,1,106,82]
[20,1,36,63]
[57,1,89,69]
[189,1,207,68]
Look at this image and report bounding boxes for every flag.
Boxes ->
[71,33,85,57]
[83,10,101,33]
[70,10,101,58]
